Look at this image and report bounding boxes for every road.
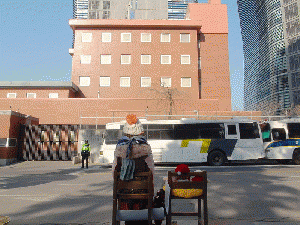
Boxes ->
[0,161,300,225]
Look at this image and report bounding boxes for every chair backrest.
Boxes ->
[113,170,154,200]
[167,171,207,195]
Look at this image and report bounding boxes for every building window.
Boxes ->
[180,33,190,43]
[161,77,171,87]
[141,55,151,64]
[102,11,110,19]
[181,77,192,87]
[181,55,190,64]
[80,55,91,64]
[103,1,110,9]
[82,33,92,42]
[161,55,171,64]
[100,76,110,87]
[161,33,170,42]
[102,33,111,42]
[79,76,90,86]
[120,77,130,87]
[7,93,16,98]
[141,77,151,87]
[27,93,36,98]
[100,54,111,64]
[121,54,131,64]
[121,33,131,42]
[49,93,59,98]
[141,33,151,42]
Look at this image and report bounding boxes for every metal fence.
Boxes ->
[23,124,79,161]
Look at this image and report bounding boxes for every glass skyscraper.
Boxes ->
[237,0,300,113]
[168,0,198,20]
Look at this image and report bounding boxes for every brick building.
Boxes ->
[0,0,261,164]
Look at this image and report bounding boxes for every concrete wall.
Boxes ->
[78,129,105,163]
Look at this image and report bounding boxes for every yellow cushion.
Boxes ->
[163,185,203,198]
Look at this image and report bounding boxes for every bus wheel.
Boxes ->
[208,151,226,166]
[292,149,300,165]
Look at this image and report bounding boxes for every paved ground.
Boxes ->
[1,161,300,225]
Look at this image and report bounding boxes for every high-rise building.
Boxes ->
[168,0,198,20]
[73,0,168,20]
[238,0,300,113]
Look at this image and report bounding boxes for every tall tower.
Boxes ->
[168,0,198,20]
[237,0,300,113]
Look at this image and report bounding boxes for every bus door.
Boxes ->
[233,122,264,160]
[266,128,290,159]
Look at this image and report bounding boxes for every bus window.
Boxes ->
[228,125,237,135]
[174,123,225,139]
[174,124,199,139]
[287,123,300,138]
[260,123,271,142]
[271,128,286,141]
[105,129,123,144]
[239,123,260,139]
[148,130,160,140]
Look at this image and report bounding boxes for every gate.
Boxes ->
[23,124,79,161]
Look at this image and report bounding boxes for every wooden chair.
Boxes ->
[112,170,164,225]
[166,171,208,225]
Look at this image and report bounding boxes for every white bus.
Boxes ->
[260,118,300,165]
[99,118,264,166]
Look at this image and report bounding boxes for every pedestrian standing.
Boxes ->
[81,140,91,168]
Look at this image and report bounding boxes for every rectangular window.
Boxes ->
[239,123,260,139]
[0,138,6,147]
[228,125,237,135]
[121,54,131,64]
[161,33,170,42]
[100,54,111,64]
[141,77,151,87]
[49,93,59,98]
[141,33,151,42]
[181,55,190,64]
[27,93,36,98]
[82,33,92,42]
[7,93,16,98]
[174,123,225,140]
[100,76,110,87]
[120,77,130,87]
[102,11,110,19]
[103,1,110,9]
[161,77,171,87]
[80,55,91,64]
[181,77,191,87]
[180,33,190,43]
[141,55,151,64]
[79,76,90,86]
[121,33,131,42]
[102,33,111,42]
[0,138,17,147]
[287,123,300,138]
[161,55,171,64]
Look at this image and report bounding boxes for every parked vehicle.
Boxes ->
[260,118,300,165]
[100,118,264,166]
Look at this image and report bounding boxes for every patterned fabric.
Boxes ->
[163,185,203,198]
[112,136,155,176]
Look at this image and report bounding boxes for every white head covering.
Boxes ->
[123,119,144,135]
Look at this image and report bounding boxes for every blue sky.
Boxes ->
[0,0,245,111]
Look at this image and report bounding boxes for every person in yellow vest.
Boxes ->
[81,140,91,168]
